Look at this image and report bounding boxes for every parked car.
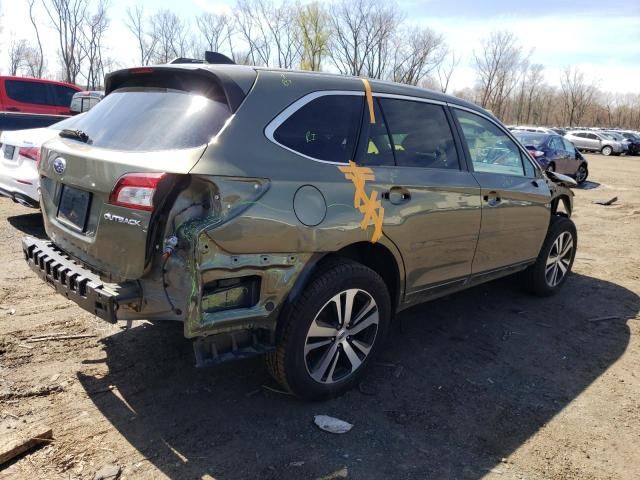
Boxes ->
[510,125,556,135]
[0,115,82,207]
[550,127,567,136]
[564,130,625,156]
[22,63,577,399]
[604,131,639,155]
[512,131,588,184]
[70,90,104,114]
[0,112,70,135]
[0,76,81,115]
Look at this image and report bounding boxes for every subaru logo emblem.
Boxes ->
[53,157,66,175]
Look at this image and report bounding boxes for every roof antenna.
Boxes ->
[204,51,235,65]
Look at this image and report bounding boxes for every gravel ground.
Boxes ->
[0,153,638,480]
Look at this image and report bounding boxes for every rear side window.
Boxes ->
[454,109,532,177]
[379,98,460,170]
[359,98,395,167]
[273,95,363,163]
[549,136,564,151]
[71,87,231,151]
[50,84,77,107]
[5,80,49,105]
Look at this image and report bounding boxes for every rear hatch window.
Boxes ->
[68,86,231,151]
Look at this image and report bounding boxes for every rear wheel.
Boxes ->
[522,216,577,296]
[575,163,588,184]
[266,259,391,400]
[546,162,555,172]
[601,145,613,156]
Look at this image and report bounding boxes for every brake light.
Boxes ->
[129,67,154,75]
[19,146,40,162]
[109,172,165,211]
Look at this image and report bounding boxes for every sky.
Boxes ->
[1,0,639,94]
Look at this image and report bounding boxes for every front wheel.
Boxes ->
[266,259,391,399]
[521,216,577,296]
[575,164,588,184]
[601,145,613,156]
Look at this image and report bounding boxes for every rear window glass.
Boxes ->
[513,132,546,148]
[69,87,231,151]
[273,95,363,163]
[5,80,50,105]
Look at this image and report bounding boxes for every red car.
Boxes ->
[0,76,81,115]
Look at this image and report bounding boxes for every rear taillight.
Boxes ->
[18,146,40,162]
[109,172,165,211]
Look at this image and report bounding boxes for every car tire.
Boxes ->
[575,163,588,184]
[546,162,555,172]
[266,258,391,400]
[521,216,577,296]
[601,145,613,156]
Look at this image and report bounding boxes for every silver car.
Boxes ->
[564,130,624,156]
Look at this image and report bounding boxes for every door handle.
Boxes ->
[382,186,411,205]
[483,191,501,206]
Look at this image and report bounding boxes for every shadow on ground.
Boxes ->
[78,273,637,479]
[7,213,46,239]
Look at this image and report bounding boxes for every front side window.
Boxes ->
[454,109,529,177]
[549,136,564,151]
[5,80,50,105]
[562,138,576,154]
[378,98,459,170]
[273,95,363,163]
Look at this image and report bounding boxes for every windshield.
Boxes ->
[513,132,547,148]
[69,87,231,151]
[50,114,85,131]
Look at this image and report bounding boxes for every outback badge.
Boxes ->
[103,212,142,226]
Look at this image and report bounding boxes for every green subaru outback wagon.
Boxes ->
[23,60,577,399]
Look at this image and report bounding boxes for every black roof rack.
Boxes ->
[169,51,235,65]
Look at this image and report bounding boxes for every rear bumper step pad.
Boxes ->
[22,236,140,323]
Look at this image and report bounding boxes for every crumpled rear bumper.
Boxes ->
[22,236,141,323]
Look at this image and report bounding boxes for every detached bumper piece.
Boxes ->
[22,237,140,323]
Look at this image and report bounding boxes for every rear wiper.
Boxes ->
[59,129,90,143]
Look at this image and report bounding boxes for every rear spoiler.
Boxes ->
[103,63,251,113]
[169,51,236,65]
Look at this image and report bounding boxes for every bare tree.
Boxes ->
[80,0,109,89]
[328,0,401,78]
[297,1,329,71]
[258,0,302,68]
[28,0,45,77]
[125,5,157,65]
[8,39,29,75]
[234,0,272,66]
[149,10,189,63]
[43,0,88,84]
[473,30,527,118]
[196,12,232,55]
[560,66,597,126]
[390,26,446,86]
[435,50,459,93]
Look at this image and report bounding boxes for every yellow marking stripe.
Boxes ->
[361,78,375,124]
[338,161,384,243]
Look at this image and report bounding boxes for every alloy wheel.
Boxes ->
[304,288,379,384]
[602,146,612,156]
[545,231,574,287]
[576,166,587,183]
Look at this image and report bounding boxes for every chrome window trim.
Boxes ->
[264,90,365,166]
[264,90,449,165]
[449,103,543,178]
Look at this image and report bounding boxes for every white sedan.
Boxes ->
[0,116,80,208]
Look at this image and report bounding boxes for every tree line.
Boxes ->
[5,0,640,129]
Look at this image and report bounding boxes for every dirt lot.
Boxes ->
[0,153,638,480]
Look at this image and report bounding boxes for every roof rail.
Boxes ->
[169,57,204,64]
